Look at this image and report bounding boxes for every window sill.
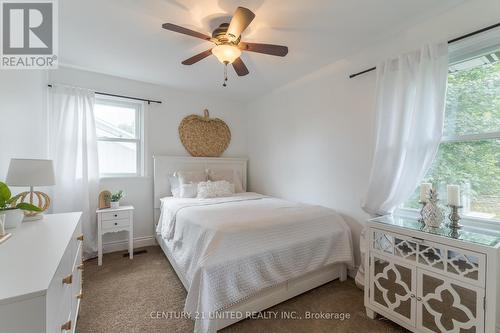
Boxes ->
[100,175,150,181]
[395,208,500,236]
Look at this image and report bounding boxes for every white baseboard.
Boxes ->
[102,235,157,254]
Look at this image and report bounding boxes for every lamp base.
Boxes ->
[11,189,51,221]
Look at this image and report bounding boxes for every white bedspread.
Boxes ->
[156,193,354,333]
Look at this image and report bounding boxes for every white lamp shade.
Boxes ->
[211,45,242,64]
[6,159,56,186]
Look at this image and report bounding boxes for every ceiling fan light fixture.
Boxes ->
[212,44,241,64]
[162,6,287,80]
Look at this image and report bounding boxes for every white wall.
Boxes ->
[245,0,500,268]
[0,71,48,179]
[0,70,49,200]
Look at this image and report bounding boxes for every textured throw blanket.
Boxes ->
[156,193,354,333]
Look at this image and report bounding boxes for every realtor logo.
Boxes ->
[1,0,58,69]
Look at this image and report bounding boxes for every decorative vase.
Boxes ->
[4,208,23,229]
[422,189,445,228]
[110,201,120,209]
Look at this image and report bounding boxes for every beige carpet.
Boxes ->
[77,246,407,333]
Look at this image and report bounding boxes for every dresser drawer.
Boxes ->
[102,218,130,229]
[46,218,82,333]
[72,241,82,273]
[101,210,130,221]
[71,221,83,269]
[46,239,74,333]
[370,228,486,287]
[70,233,82,332]
[59,280,73,333]
[71,264,82,329]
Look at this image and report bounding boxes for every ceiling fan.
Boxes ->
[162,7,288,86]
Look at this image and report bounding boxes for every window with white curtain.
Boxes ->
[403,34,500,222]
[94,96,144,177]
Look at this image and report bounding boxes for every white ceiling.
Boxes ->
[60,0,464,101]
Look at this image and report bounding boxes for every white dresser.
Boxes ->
[364,215,500,333]
[0,212,83,333]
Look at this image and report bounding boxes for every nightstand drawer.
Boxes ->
[102,218,130,229]
[371,228,486,287]
[101,211,129,221]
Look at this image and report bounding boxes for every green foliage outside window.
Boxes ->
[405,58,500,220]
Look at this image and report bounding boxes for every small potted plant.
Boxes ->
[0,182,41,237]
[110,190,124,209]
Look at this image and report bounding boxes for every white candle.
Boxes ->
[447,185,460,206]
[420,183,432,203]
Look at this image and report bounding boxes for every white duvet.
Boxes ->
[156,192,354,333]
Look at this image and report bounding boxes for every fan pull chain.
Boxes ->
[222,62,228,87]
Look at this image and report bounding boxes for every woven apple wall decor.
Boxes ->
[179,109,231,157]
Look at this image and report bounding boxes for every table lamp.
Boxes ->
[6,159,56,221]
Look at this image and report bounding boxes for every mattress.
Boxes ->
[156,192,354,333]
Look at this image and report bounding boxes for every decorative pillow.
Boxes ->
[207,169,244,193]
[169,175,180,197]
[175,170,207,185]
[197,180,235,199]
[179,183,198,198]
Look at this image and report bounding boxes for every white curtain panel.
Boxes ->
[49,85,99,257]
[356,43,448,289]
[362,43,449,216]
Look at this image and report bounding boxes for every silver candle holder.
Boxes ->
[448,228,460,239]
[447,205,463,229]
[418,201,427,224]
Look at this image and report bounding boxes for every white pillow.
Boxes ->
[170,170,207,198]
[197,180,235,199]
[207,169,244,193]
[169,175,180,197]
[179,183,198,198]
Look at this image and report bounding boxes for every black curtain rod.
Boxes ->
[349,22,500,79]
[47,84,162,104]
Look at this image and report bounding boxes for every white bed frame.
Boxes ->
[153,155,348,331]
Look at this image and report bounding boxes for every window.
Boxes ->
[94,97,144,177]
[404,41,500,221]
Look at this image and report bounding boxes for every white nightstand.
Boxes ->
[96,205,134,266]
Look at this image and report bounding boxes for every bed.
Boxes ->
[153,156,354,333]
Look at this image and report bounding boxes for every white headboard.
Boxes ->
[153,155,248,221]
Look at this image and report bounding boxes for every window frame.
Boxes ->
[396,33,500,230]
[94,96,145,178]
[442,131,500,143]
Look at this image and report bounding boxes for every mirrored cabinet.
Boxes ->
[365,216,500,333]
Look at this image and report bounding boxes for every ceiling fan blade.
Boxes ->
[181,49,212,65]
[239,42,288,57]
[162,23,211,41]
[226,7,255,41]
[232,57,249,76]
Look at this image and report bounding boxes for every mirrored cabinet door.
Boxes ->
[416,269,484,333]
[370,254,417,327]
